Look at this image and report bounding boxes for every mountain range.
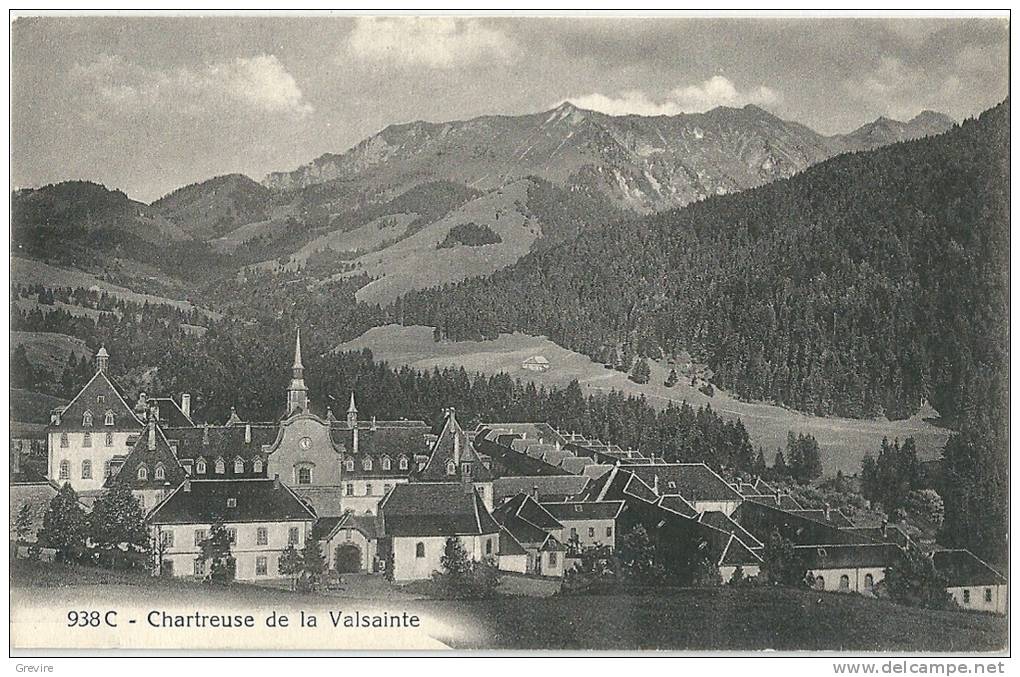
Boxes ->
[12,103,955,299]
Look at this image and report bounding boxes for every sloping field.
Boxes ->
[338,325,951,475]
[11,331,91,374]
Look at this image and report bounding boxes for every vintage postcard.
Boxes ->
[7,11,1010,660]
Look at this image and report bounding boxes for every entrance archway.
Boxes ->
[335,544,362,573]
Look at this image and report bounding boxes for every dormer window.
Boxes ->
[345,458,355,472]
[105,411,115,426]
[362,457,373,471]
[83,411,93,427]
[446,460,457,476]
[182,459,193,475]
[668,481,676,490]
[398,456,409,471]
[215,458,225,474]
[137,465,148,481]
[155,463,165,481]
[227,498,237,508]
[234,458,245,474]
[253,458,263,474]
[196,458,206,474]
[462,462,472,477]
[382,456,391,471]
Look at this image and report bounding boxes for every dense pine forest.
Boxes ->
[397,101,1009,427]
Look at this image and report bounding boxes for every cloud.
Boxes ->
[344,17,515,69]
[70,54,313,119]
[563,76,779,117]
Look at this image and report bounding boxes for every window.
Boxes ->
[864,573,874,590]
[486,539,493,555]
[462,462,472,477]
[365,483,373,496]
[60,433,69,448]
[606,526,613,538]
[234,458,244,474]
[155,464,165,481]
[815,576,825,590]
[345,458,355,472]
[194,529,206,546]
[382,457,391,471]
[362,457,373,471]
[345,529,352,541]
[81,460,92,479]
[345,483,354,496]
[227,498,237,508]
[83,432,92,447]
[83,411,93,427]
[105,411,114,426]
[59,460,70,480]
[194,558,206,576]
[963,590,971,604]
[162,530,174,548]
[985,588,993,603]
[105,431,113,447]
[399,456,409,471]
[839,575,850,591]
[137,465,148,481]
[256,527,268,546]
[104,461,113,479]
[97,395,105,405]
[288,527,300,545]
[570,527,577,539]
[383,484,392,495]
[588,527,595,538]
[253,458,263,474]
[298,467,312,485]
[215,458,225,474]
[227,529,236,545]
[256,556,267,576]
[415,542,425,558]
[446,460,457,476]
[549,552,557,566]
[181,460,193,476]
[196,459,206,474]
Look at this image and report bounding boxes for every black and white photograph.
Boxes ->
[6,11,1011,660]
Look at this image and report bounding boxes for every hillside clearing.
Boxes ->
[338,325,951,475]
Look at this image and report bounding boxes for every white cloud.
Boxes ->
[562,76,779,117]
[70,54,313,119]
[344,17,515,69]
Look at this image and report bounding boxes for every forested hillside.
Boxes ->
[398,101,1009,427]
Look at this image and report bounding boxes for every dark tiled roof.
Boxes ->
[312,516,343,541]
[106,424,187,491]
[493,494,562,531]
[148,478,317,524]
[731,500,871,547]
[657,494,698,518]
[496,511,552,545]
[416,411,493,482]
[933,549,1007,587]
[380,482,499,537]
[745,493,804,511]
[540,501,624,521]
[493,475,589,503]
[720,534,764,566]
[164,424,278,478]
[699,510,764,549]
[623,474,660,503]
[50,370,141,432]
[331,423,433,479]
[11,466,51,485]
[627,463,743,503]
[795,543,903,570]
[474,431,569,477]
[478,422,567,447]
[788,509,855,528]
[498,526,528,556]
[147,398,194,427]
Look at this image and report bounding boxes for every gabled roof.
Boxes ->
[316,512,379,542]
[148,478,317,524]
[380,482,499,537]
[540,501,624,521]
[493,493,563,531]
[731,500,870,546]
[477,422,567,448]
[698,510,764,549]
[498,526,528,556]
[788,509,855,528]
[163,425,278,477]
[147,397,194,427]
[933,549,1007,587]
[493,475,589,504]
[657,494,698,518]
[719,533,763,566]
[794,543,903,570]
[105,423,187,491]
[417,410,493,482]
[627,463,744,503]
[50,369,142,432]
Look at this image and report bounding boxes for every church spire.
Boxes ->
[286,329,308,416]
[347,392,358,427]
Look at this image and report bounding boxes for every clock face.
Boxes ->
[299,436,312,450]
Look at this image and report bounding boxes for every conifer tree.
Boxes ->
[38,483,89,562]
[89,484,149,569]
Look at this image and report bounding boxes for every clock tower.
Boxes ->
[286,329,308,416]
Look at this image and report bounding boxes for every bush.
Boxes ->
[430,537,501,599]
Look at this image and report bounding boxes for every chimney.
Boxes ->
[653,474,659,494]
[202,424,210,446]
[273,473,281,490]
[180,393,191,419]
[353,426,359,454]
[371,415,377,431]
[823,502,831,521]
[531,486,539,501]
[183,479,191,492]
[147,414,156,451]
[245,423,251,444]
[137,391,147,412]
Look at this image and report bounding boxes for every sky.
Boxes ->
[11,14,1010,203]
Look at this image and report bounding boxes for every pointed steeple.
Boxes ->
[347,392,358,427]
[286,329,308,416]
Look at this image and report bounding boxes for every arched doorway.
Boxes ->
[335,544,362,573]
